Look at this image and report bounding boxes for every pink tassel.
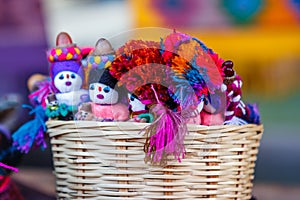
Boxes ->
[143,85,188,165]
[28,78,53,108]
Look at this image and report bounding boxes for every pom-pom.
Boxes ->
[109,40,163,80]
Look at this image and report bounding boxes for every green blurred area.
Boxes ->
[248,91,300,131]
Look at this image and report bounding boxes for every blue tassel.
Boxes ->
[12,105,47,153]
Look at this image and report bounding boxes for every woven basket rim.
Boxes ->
[46,120,263,128]
[46,120,263,138]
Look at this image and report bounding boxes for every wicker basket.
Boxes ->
[47,120,263,200]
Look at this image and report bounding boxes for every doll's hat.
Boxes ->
[88,68,118,89]
[84,38,115,69]
[47,32,84,80]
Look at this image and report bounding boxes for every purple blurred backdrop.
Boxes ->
[0,0,48,99]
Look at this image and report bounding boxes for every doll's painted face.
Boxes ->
[89,83,118,104]
[54,71,83,93]
[48,99,59,107]
[128,94,146,112]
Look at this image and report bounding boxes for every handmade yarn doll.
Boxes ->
[222,61,260,125]
[128,93,153,123]
[87,68,129,121]
[47,32,88,107]
[222,60,241,122]
[45,94,59,120]
[76,38,129,121]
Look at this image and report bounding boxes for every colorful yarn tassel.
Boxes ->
[28,77,53,108]
[12,105,47,153]
[143,85,188,165]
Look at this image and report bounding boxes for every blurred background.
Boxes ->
[0,0,300,199]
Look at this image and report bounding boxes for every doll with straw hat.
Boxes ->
[47,32,89,107]
[77,38,129,122]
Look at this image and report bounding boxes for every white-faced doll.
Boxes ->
[48,32,88,107]
[88,68,129,121]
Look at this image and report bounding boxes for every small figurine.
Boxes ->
[222,60,260,125]
[222,60,241,121]
[88,68,129,121]
[128,93,153,123]
[45,93,74,120]
[75,103,95,121]
[81,38,129,122]
[48,32,88,107]
[45,94,59,120]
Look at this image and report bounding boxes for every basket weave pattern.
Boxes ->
[47,121,263,200]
